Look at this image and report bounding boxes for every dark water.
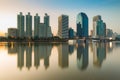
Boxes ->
[0,41,120,80]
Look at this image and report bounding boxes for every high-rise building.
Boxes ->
[38,23,47,38]
[47,26,53,38]
[103,23,106,37]
[97,20,105,37]
[93,15,106,38]
[37,13,52,39]
[44,13,49,27]
[26,12,32,38]
[93,15,101,38]
[34,13,40,39]
[58,15,69,39]
[17,12,24,38]
[38,23,52,38]
[76,12,88,38]
[77,22,82,37]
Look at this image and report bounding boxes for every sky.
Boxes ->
[0,0,120,36]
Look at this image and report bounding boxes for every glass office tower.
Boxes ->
[76,12,88,38]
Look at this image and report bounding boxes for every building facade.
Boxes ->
[106,29,113,38]
[38,23,47,38]
[34,13,40,39]
[69,28,74,39]
[44,13,49,27]
[17,12,24,38]
[58,15,69,39]
[93,15,101,38]
[93,15,106,38]
[47,26,53,38]
[76,12,88,38]
[8,28,18,38]
[26,12,32,38]
[38,23,52,38]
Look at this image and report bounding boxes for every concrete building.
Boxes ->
[26,12,32,38]
[37,13,52,38]
[47,26,53,38]
[76,12,89,38]
[38,23,52,38]
[38,23,47,38]
[44,13,49,27]
[17,12,24,38]
[34,13,40,39]
[58,15,69,39]
[8,28,18,38]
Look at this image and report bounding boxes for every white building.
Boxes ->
[58,15,69,39]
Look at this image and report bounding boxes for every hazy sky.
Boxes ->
[0,0,120,36]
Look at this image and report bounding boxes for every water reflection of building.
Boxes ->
[17,44,25,70]
[34,43,40,69]
[93,43,106,68]
[26,44,32,70]
[106,42,113,54]
[77,43,89,70]
[115,42,120,48]
[34,43,53,69]
[16,43,53,70]
[57,43,69,68]
[69,44,74,55]
[8,43,17,54]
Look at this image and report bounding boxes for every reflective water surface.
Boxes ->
[0,42,120,80]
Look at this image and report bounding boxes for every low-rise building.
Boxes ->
[8,28,18,38]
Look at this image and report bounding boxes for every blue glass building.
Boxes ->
[69,28,74,39]
[76,12,89,38]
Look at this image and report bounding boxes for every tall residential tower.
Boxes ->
[17,12,24,38]
[34,13,40,38]
[44,13,49,27]
[26,12,32,38]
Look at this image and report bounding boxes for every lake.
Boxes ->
[0,41,120,80]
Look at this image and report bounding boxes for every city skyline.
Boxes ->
[0,0,120,36]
